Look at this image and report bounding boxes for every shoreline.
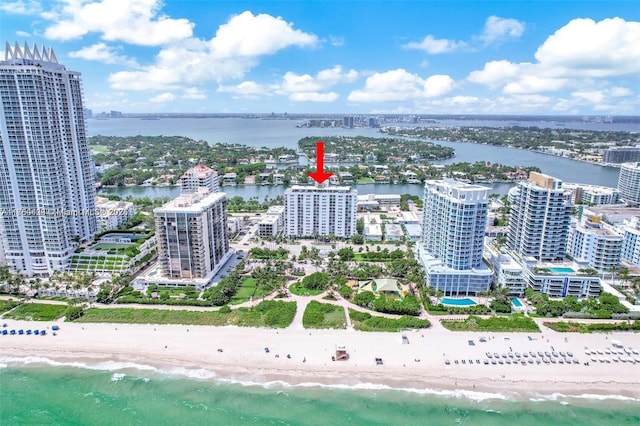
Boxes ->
[2,320,639,402]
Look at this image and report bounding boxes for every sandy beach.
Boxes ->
[1,320,639,401]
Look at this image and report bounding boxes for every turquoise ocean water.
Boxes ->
[1,360,638,425]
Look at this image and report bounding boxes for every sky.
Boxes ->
[1,0,639,115]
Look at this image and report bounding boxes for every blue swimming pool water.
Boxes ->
[512,297,524,307]
[548,267,575,273]
[440,297,476,307]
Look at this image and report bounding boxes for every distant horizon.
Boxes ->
[88,112,640,120]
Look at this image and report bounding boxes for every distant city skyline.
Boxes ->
[1,0,638,115]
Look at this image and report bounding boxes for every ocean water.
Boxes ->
[1,360,638,425]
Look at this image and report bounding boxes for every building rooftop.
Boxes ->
[155,190,226,213]
[404,223,422,236]
[385,223,404,237]
[181,165,216,179]
[95,196,133,210]
[287,185,355,194]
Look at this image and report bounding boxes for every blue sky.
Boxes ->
[1,0,638,115]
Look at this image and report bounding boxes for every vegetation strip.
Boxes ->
[302,301,347,329]
[3,303,68,321]
[73,300,296,328]
[543,320,640,333]
[348,309,430,332]
[441,315,540,332]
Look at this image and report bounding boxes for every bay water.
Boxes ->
[90,117,629,201]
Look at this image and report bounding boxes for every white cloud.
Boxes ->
[610,87,633,97]
[534,17,640,77]
[0,0,41,15]
[42,0,194,46]
[217,66,356,102]
[468,17,640,105]
[69,43,139,67]
[16,30,31,37]
[478,16,525,44]
[467,60,523,88]
[424,74,456,97]
[289,92,339,102]
[329,35,345,47]
[182,87,206,100]
[217,81,268,97]
[150,92,175,103]
[348,69,454,102]
[572,91,605,104]
[404,15,524,54]
[108,11,318,91]
[403,35,466,54]
[209,11,317,58]
[503,76,569,94]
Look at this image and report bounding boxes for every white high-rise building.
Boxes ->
[0,43,97,276]
[180,165,219,194]
[507,172,573,262]
[621,216,640,267]
[154,190,231,283]
[417,178,492,295]
[284,185,357,238]
[567,213,623,273]
[617,162,640,206]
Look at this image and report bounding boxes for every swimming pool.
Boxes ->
[512,297,524,308]
[441,297,476,307]
[548,267,575,273]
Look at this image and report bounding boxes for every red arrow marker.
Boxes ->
[307,141,333,184]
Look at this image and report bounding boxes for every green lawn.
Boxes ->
[356,177,375,184]
[230,278,258,304]
[348,309,430,332]
[441,315,540,332]
[4,303,67,321]
[92,243,131,250]
[289,282,324,296]
[303,301,347,329]
[75,300,297,328]
[0,300,21,314]
[89,145,109,153]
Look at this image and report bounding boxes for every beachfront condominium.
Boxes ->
[567,213,623,273]
[617,162,640,206]
[417,178,492,296]
[180,165,219,194]
[284,184,357,238]
[621,216,640,267]
[154,189,230,282]
[507,172,573,262]
[0,42,96,277]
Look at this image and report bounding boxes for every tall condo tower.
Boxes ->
[418,178,492,295]
[0,42,96,276]
[617,162,640,206]
[507,172,573,261]
[284,184,357,238]
[154,190,230,282]
[180,165,220,194]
